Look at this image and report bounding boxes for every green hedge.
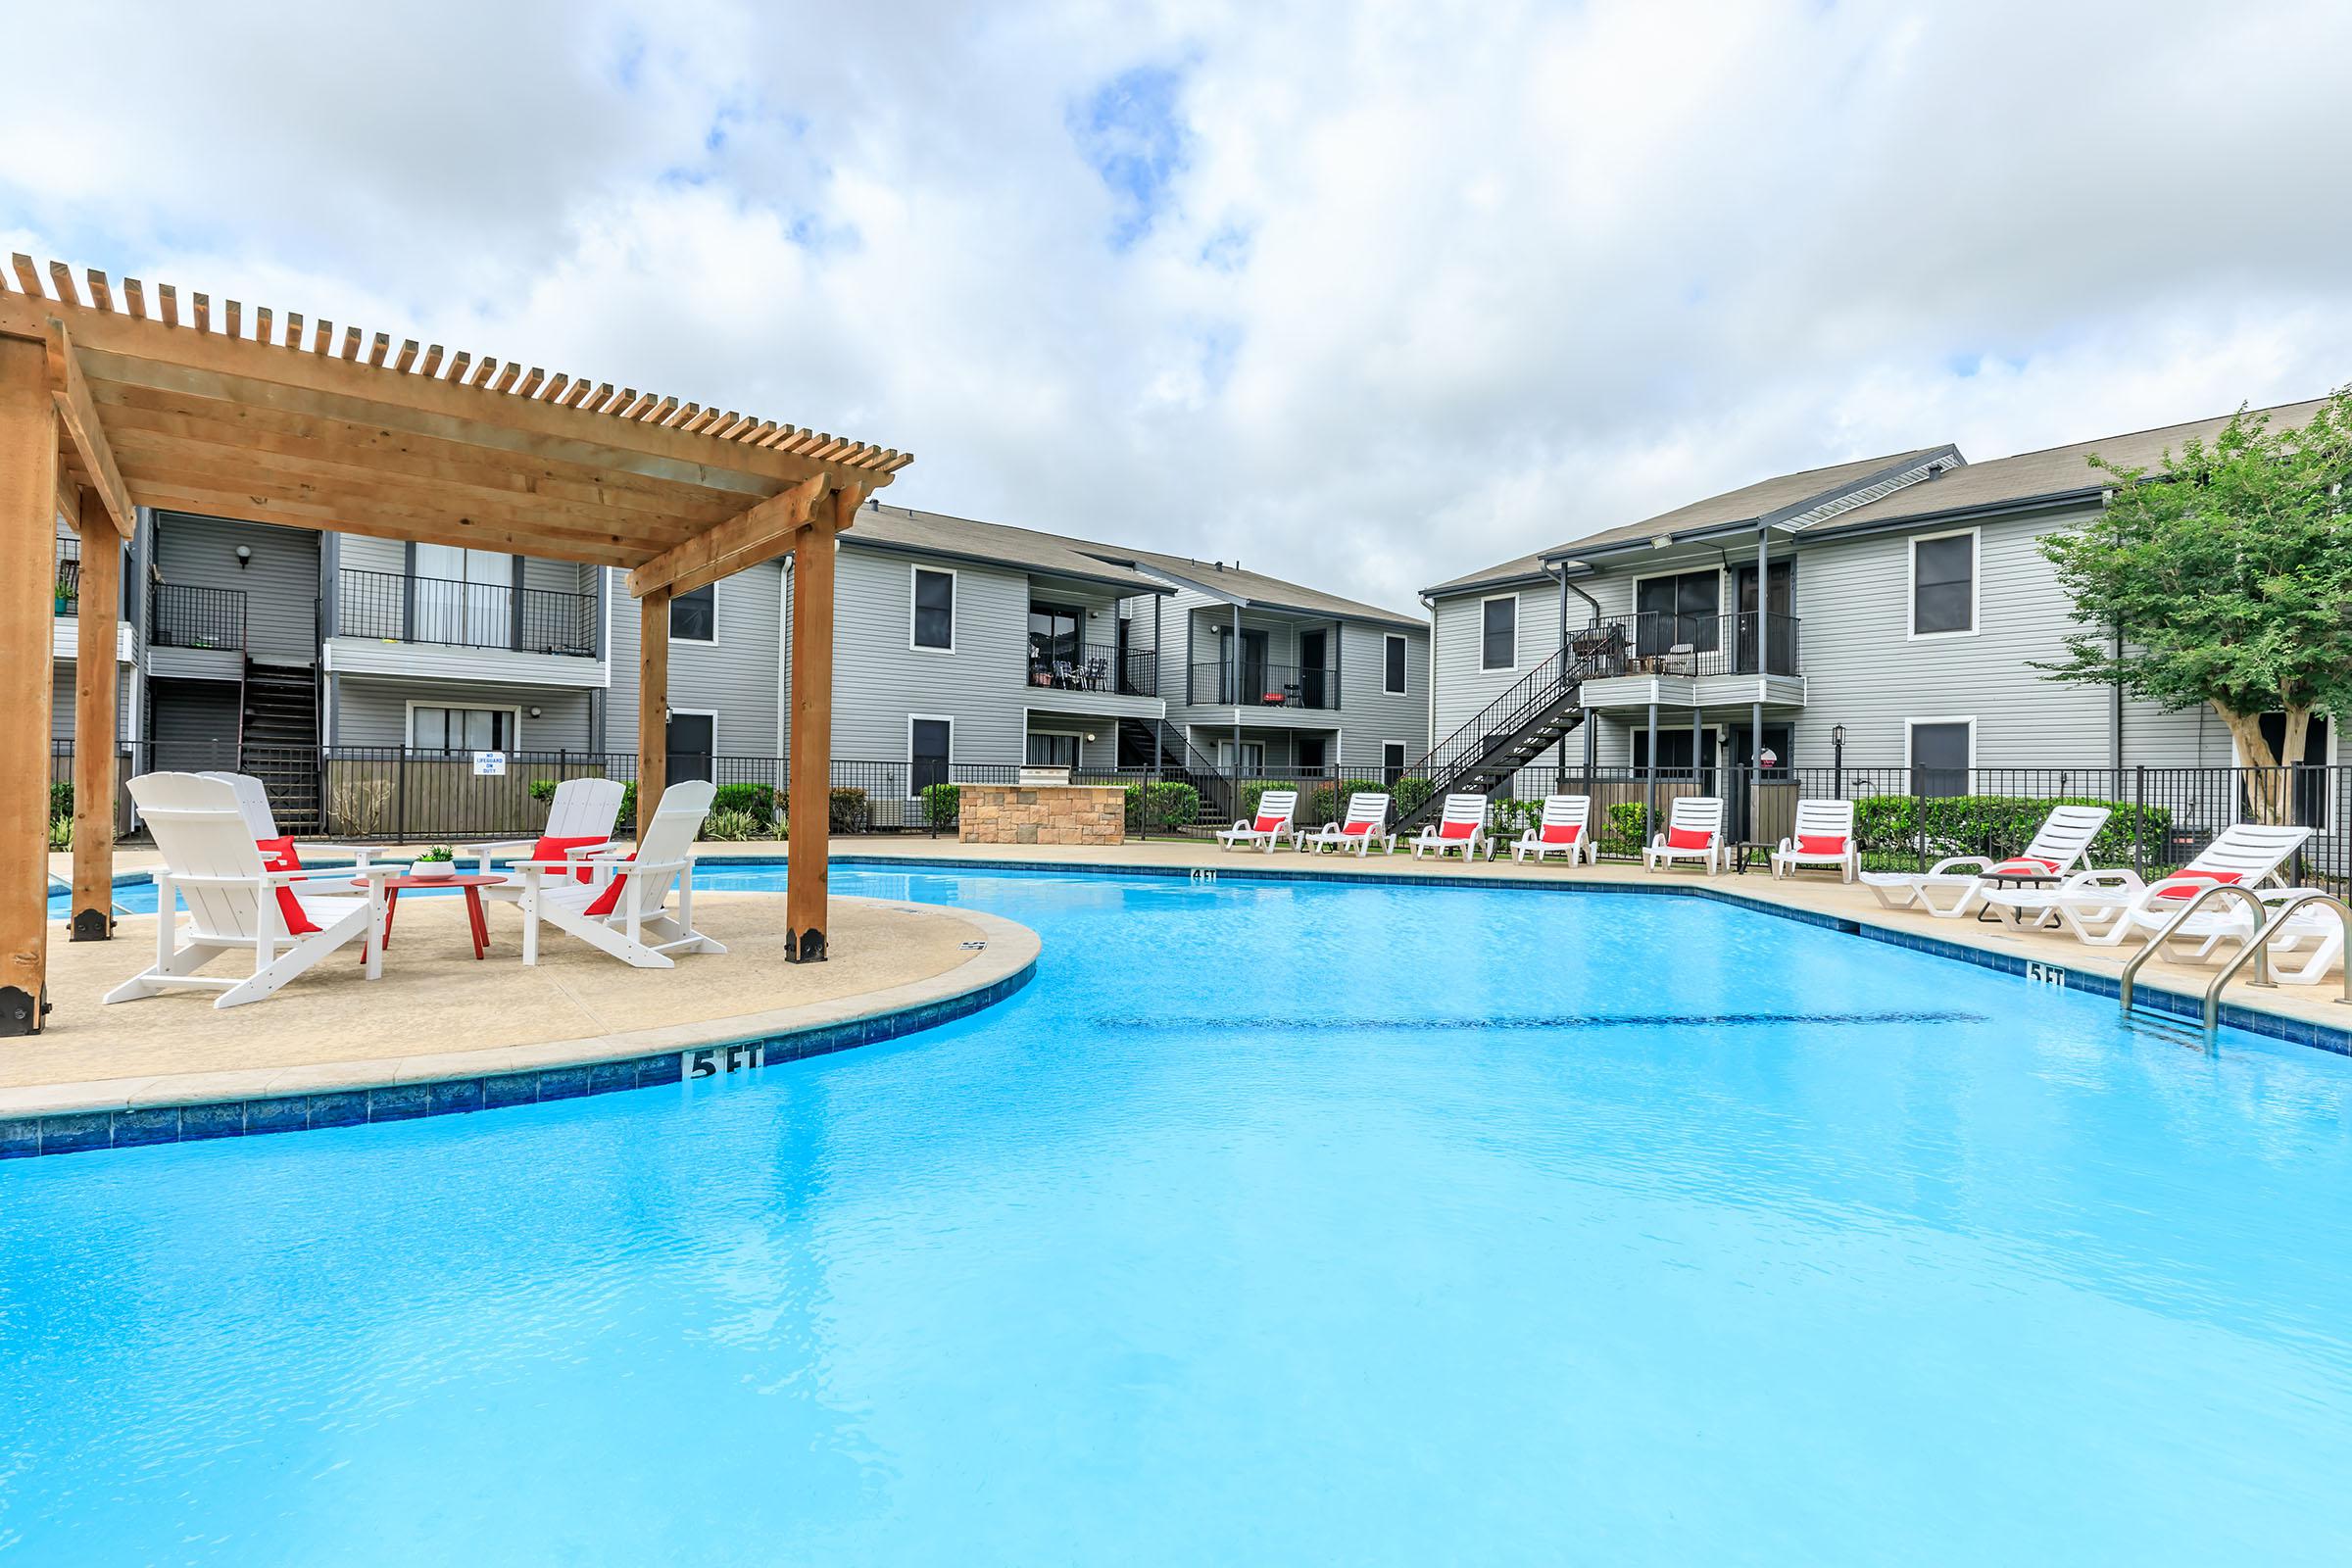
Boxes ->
[528,775,637,825]
[920,781,960,829]
[1124,780,1201,830]
[710,781,779,820]
[1307,779,1382,823]
[1597,802,1649,858]
[1394,776,1435,820]
[1849,793,2169,867]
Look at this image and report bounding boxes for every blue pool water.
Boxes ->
[7,866,2352,1563]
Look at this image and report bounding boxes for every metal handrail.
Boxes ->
[2119,882,2273,1028]
[2205,890,2352,1022]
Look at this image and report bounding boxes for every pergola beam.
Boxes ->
[626,473,828,600]
[43,322,132,538]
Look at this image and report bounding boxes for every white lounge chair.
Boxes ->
[475,776,629,901]
[1990,822,2314,947]
[1511,795,1593,866]
[1771,799,1857,882]
[2137,885,2344,983]
[106,773,392,1008]
[1409,794,1489,860]
[1300,792,1396,857]
[1642,796,1725,875]
[1217,790,1299,853]
[511,780,727,969]
[1863,804,2110,918]
[198,770,384,869]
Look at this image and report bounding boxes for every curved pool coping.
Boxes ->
[0,900,1040,1160]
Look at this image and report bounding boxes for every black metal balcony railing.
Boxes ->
[150,583,249,651]
[338,568,597,658]
[1188,661,1340,710]
[1025,642,1158,698]
[53,535,78,617]
[1570,611,1801,679]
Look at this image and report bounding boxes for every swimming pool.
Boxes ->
[6,865,2351,1562]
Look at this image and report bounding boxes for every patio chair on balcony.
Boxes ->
[1083,656,1109,691]
[106,773,396,1008]
[1864,804,2111,919]
[1771,799,1857,883]
[510,780,726,969]
[1511,795,1594,866]
[475,777,628,905]
[1409,794,1490,861]
[1300,792,1395,857]
[1217,789,1299,853]
[1642,796,1726,875]
[199,770,386,871]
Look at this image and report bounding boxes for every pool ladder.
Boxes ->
[2119,884,2352,1035]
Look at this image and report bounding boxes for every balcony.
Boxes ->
[53,534,77,617]
[1187,661,1340,710]
[1571,611,1800,678]
[338,568,596,658]
[151,583,250,651]
[1025,641,1158,698]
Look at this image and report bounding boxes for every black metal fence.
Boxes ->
[1025,642,1157,698]
[337,568,597,658]
[1186,660,1340,709]
[150,583,249,651]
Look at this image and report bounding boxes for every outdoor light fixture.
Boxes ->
[1832,723,1846,745]
[527,707,543,718]
[1649,534,1672,550]
[234,545,251,567]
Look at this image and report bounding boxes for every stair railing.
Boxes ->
[1395,626,1625,825]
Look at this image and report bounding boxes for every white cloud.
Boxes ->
[8,0,2351,615]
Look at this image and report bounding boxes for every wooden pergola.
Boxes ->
[0,255,908,1035]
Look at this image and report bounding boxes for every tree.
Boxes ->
[2033,387,2352,823]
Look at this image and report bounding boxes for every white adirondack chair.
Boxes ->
[1409,794,1489,860]
[1642,796,1726,875]
[198,770,383,869]
[1511,795,1594,866]
[1300,792,1396,857]
[1217,789,1299,853]
[1866,804,2111,919]
[107,773,392,1008]
[511,780,726,969]
[475,776,629,901]
[1771,799,1857,882]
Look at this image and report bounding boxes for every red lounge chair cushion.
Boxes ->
[1540,823,1582,844]
[582,854,639,917]
[1994,857,2060,875]
[1797,835,1847,856]
[254,837,319,936]
[1440,820,1477,840]
[2152,869,2244,900]
[1251,813,1286,834]
[532,834,610,884]
[1667,827,1713,850]
[1341,820,1376,835]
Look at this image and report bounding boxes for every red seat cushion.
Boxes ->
[1797,834,1847,856]
[532,834,610,884]
[1251,813,1286,834]
[1667,827,1712,850]
[582,853,640,918]
[1341,820,1375,835]
[1994,857,2060,875]
[2152,869,2244,900]
[1440,819,1477,841]
[1540,823,1582,844]
[254,837,318,936]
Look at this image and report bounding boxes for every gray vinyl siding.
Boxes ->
[48,666,136,744]
[145,678,242,768]
[154,513,318,666]
[1157,588,1430,774]
[1335,621,1430,771]
[1430,575,1619,791]
[330,676,596,751]
[608,560,786,759]
[810,545,1030,765]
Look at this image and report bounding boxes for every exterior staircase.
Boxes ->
[1393,639,1616,831]
[240,661,322,831]
[1118,716,1234,821]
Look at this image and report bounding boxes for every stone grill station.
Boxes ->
[958,767,1126,847]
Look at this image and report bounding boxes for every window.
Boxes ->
[1384,633,1408,696]
[1297,736,1327,772]
[670,582,716,643]
[414,545,514,648]
[1481,596,1517,670]
[912,566,955,651]
[1910,530,1976,637]
[1216,739,1266,772]
[1635,568,1721,658]
[1029,602,1083,684]
[665,710,715,783]
[1383,743,1406,783]
[410,705,516,753]
[1026,732,1080,768]
[1907,719,1972,798]
[911,716,953,798]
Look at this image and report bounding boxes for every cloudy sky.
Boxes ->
[9,1,2351,614]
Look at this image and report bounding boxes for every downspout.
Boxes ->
[1418,593,1437,768]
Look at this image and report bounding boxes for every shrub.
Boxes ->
[49,780,72,821]
[920,782,960,828]
[1124,780,1201,831]
[1489,798,1545,839]
[527,778,559,804]
[1394,776,1435,820]
[1847,793,2170,869]
[829,786,870,834]
[1597,802,1649,858]
[1236,778,1295,824]
[1308,779,1381,825]
[47,815,71,852]
[710,781,780,821]
[699,808,762,842]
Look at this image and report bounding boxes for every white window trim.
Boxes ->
[669,581,718,647]
[1903,715,1977,771]
[404,700,524,752]
[1025,725,1086,769]
[1479,593,1519,672]
[1383,742,1407,774]
[909,563,956,655]
[1383,632,1408,696]
[907,711,954,800]
[664,706,719,749]
[1906,525,1980,642]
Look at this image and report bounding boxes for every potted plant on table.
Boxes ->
[411,845,459,881]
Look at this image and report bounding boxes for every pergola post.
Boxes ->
[637,587,670,830]
[71,486,119,941]
[0,337,57,1033]
[786,490,841,961]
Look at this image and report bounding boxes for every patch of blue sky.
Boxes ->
[1069,65,1191,251]
[1199,221,1252,273]
[1946,351,1984,377]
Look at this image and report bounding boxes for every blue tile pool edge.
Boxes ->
[0,955,1036,1161]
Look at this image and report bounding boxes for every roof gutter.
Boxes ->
[1795,486,2106,543]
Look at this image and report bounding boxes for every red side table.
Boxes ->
[355,873,509,959]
